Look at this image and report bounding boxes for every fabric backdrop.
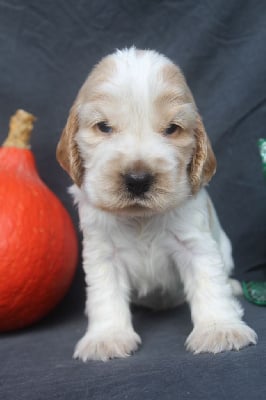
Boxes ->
[1,2,266,400]
[0,0,265,303]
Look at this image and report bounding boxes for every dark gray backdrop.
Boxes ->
[1,0,265,284]
[0,2,266,399]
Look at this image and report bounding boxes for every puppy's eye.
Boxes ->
[96,121,113,134]
[164,124,181,136]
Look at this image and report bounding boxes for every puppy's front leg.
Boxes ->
[74,236,141,362]
[174,234,257,354]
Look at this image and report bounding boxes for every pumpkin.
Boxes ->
[0,110,78,332]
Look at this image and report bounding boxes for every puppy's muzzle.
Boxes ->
[124,172,153,197]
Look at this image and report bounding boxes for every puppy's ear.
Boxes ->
[56,105,84,186]
[189,116,217,193]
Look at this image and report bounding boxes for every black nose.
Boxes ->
[124,172,153,197]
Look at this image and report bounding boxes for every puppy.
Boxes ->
[57,47,257,361]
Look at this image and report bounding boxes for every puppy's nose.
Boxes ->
[124,172,153,196]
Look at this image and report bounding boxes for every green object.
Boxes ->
[242,142,266,306]
[258,138,266,178]
[242,281,266,306]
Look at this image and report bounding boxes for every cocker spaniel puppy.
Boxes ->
[57,47,257,361]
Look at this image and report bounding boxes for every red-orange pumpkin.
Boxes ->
[0,110,78,331]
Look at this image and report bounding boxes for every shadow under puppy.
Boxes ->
[57,47,257,361]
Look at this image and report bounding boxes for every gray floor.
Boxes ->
[1,298,265,400]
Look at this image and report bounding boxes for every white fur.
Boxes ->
[64,48,257,361]
[72,185,257,361]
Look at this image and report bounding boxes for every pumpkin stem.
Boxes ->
[2,109,36,149]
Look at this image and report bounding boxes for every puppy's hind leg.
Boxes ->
[218,230,243,296]
[208,201,242,296]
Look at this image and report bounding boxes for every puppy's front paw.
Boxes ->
[186,321,257,354]
[74,329,141,362]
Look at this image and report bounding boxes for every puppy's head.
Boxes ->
[57,48,216,217]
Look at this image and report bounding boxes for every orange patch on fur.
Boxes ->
[56,105,84,186]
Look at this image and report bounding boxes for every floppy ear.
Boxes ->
[56,105,84,186]
[189,116,217,193]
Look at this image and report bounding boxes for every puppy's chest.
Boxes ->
[115,219,175,292]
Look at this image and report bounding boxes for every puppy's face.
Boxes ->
[57,48,216,217]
